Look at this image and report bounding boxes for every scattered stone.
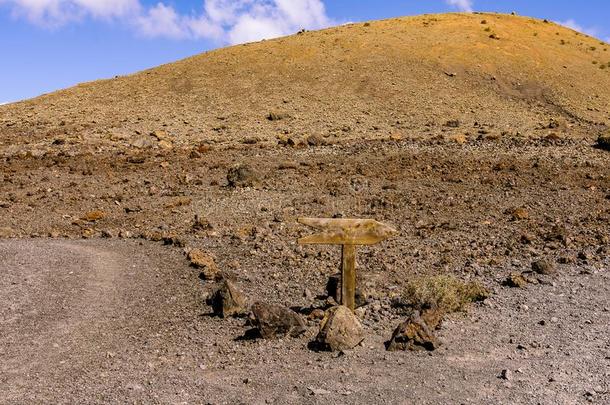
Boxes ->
[210,279,248,318]
[504,272,527,288]
[83,210,106,222]
[314,306,364,351]
[386,311,438,351]
[251,302,306,339]
[131,137,154,149]
[449,134,467,144]
[445,120,460,128]
[596,134,610,151]
[266,112,287,121]
[227,164,259,188]
[308,387,331,396]
[308,308,325,320]
[507,207,529,220]
[532,259,556,275]
[192,215,213,231]
[118,230,132,239]
[306,134,323,146]
[188,249,220,281]
[500,369,512,381]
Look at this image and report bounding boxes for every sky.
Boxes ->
[1,0,609,104]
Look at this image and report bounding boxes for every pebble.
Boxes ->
[500,369,512,380]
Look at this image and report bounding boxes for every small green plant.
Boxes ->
[590,46,597,51]
[401,275,489,313]
[484,26,491,32]
[593,60,598,64]
[560,39,566,45]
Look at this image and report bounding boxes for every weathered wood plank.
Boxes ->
[341,244,356,311]
[297,218,397,245]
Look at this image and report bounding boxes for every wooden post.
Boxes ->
[341,244,356,311]
[297,218,397,312]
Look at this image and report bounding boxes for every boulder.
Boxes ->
[314,306,364,351]
[210,280,248,318]
[251,302,306,339]
[386,311,438,351]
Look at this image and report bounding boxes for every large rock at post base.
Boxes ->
[315,305,364,351]
[326,273,369,308]
[386,311,439,352]
[251,302,307,339]
[210,279,248,318]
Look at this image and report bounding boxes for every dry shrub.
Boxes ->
[401,275,489,314]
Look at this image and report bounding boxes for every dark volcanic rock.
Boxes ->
[251,302,307,339]
[386,311,439,351]
[210,279,248,318]
[596,134,610,151]
[532,259,557,275]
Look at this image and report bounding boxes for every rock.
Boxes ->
[210,279,248,318]
[507,207,529,220]
[0,227,14,238]
[308,308,325,320]
[306,134,323,146]
[131,136,154,149]
[449,134,467,144]
[386,311,438,351]
[504,272,527,288]
[314,306,364,351]
[83,210,106,222]
[596,134,610,151]
[500,369,513,381]
[445,120,460,128]
[532,259,556,275]
[188,249,220,281]
[326,273,368,308]
[251,302,306,339]
[266,112,286,121]
[227,164,259,188]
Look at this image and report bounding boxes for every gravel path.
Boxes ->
[1,239,608,404]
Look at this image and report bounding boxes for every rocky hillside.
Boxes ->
[1,12,609,157]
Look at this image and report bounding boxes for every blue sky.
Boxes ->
[1,0,609,104]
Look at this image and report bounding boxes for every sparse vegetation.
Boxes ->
[483,26,491,32]
[400,275,490,313]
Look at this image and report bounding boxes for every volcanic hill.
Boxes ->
[1,12,609,155]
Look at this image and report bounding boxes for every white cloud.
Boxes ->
[446,0,473,12]
[557,19,598,37]
[0,0,335,44]
[0,0,140,26]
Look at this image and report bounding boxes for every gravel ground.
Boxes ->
[0,238,608,405]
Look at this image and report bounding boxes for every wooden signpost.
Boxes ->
[298,218,398,311]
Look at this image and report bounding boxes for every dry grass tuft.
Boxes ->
[401,275,489,314]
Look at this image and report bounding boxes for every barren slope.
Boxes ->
[1,12,609,156]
